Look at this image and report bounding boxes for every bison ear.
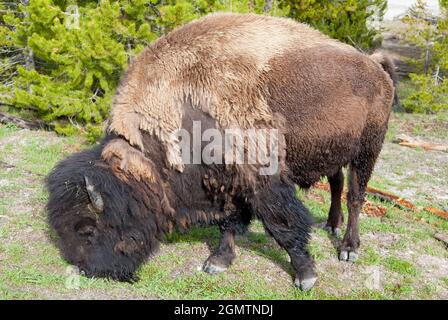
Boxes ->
[84,176,104,213]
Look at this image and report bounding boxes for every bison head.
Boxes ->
[46,143,160,282]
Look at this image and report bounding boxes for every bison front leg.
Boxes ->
[202,214,246,274]
[339,128,385,262]
[252,180,317,291]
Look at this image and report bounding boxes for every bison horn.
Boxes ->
[84,176,104,213]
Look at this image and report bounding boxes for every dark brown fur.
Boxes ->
[46,103,317,290]
[266,47,394,258]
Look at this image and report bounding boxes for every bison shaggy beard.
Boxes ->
[46,141,163,282]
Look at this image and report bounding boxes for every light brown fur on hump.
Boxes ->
[106,13,357,167]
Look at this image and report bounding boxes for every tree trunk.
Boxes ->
[248,0,254,12]
[20,0,35,93]
[423,47,430,75]
[0,111,50,130]
[263,0,273,13]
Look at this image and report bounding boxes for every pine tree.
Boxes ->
[1,0,158,139]
[0,0,289,141]
[400,0,448,113]
[281,0,387,51]
[0,1,25,105]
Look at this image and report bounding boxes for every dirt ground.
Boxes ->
[373,113,448,210]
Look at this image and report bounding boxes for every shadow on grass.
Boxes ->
[165,225,294,277]
[309,209,342,255]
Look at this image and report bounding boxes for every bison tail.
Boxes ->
[370,52,401,110]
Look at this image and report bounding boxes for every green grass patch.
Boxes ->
[0,123,19,139]
[1,266,65,287]
[357,246,382,266]
[442,277,448,287]
[384,280,414,297]
[384,257,419,276]
[360,216,407,234]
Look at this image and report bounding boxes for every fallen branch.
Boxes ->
[394,134,448,153]
[313,182,388,217]
[362,200,388,217]
[0,111,50,130]
[313,182,448,220]
[365,186,416,210]
[365,187,448,220]
[424,207,448,220]
[434,233,448,247]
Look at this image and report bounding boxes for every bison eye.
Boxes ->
[74,218,96,237]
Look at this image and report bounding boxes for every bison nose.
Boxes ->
[74,217,96,237]
[78,225,95,237]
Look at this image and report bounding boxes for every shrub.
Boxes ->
[401,0,448,114]
[281,0,387,51]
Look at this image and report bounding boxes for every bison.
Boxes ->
[46,13,395,290]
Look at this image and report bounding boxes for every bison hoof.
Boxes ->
[202,260,228,274]
[294,276,318,291]
[339,250,358,262]
[324,225,341,237]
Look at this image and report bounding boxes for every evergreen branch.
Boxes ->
[147,3,161,17]
[346,35,366,54]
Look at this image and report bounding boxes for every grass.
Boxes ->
[0,115,447,300]
[358,246,382,266]
[384,257,419,276]
[369,112,448,211]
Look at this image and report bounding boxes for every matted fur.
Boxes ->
[102,138,157,183]
[106,12,358,169]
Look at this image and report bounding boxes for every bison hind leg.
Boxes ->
[340,127,385,262]
[324,168,344,237]
[251,179,317,291]
[202,212,251,274]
